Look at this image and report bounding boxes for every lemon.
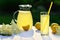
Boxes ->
[35,22,40,30]
[51,23,59,34]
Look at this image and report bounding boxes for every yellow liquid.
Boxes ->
[17,11,33,30]
[41,15,49,35]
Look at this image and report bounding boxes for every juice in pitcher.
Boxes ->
[17,11,33,31]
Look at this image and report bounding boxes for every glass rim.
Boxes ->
[40,12,48,15]
[40,12,47,14]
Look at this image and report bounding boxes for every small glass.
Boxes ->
[40,12,49,36]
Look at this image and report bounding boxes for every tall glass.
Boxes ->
[40,12,49,36]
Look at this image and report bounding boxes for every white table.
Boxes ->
[0,26,60,40]
[33,26,60,40]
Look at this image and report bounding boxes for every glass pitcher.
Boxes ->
[13,4,33,31]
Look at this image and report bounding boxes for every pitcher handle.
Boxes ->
[13,10,19,23]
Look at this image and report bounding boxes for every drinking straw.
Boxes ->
[48,2,53,15]
[42,2,53,32]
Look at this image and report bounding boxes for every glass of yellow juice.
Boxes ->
[40,12,49,36]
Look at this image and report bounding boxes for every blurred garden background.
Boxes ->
[0,0,60,25]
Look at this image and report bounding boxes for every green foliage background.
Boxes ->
[0,0,60,25]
